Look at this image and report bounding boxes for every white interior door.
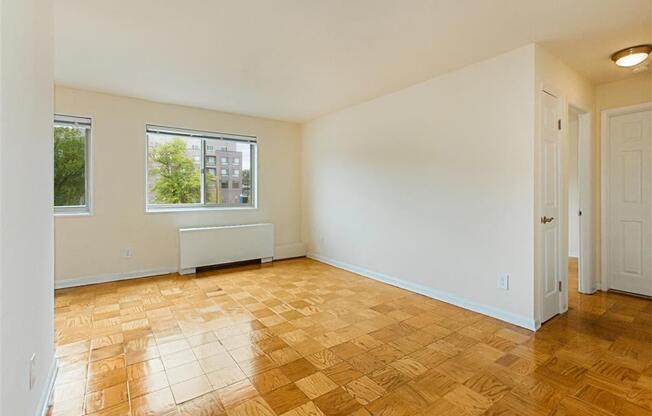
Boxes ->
[607,109,651,296]
[541,90,563,323]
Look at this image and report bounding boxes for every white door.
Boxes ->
[541,91,562,323]
[608,109,651,296]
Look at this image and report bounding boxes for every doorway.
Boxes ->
[568,108,581,296]
[538,90,596,326]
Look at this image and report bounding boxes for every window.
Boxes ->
[221,157,228,164]
[146,125,256,210]
[54,115,91,214]
[232,169,240,177]
[207,145,214,151]
[233,157,240,164]
[232,181,240,189]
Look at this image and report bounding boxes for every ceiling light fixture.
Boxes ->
[611,44,652,68]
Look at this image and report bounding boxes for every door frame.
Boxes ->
[569,104,594,294]
[600,102,652,291]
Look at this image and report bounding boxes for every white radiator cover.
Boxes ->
[178,223,274,274]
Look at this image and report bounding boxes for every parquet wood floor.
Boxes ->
[48,257,652,416]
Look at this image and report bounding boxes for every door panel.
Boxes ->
[544,227,559,296]
[608,109,651,296]
[540,91,562,323]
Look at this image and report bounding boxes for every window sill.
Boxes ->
[145,206,258,214]
[54,210,92,217]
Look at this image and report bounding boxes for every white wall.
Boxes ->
[0,0,55,414]
[54,87,305,286]
[568,110,579,257]
[303,45,537,329]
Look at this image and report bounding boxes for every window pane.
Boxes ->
[147,134,201,205]
[54,125,87,207]
[204,138,253,206]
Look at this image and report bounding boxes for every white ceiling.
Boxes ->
[54,0,651,122]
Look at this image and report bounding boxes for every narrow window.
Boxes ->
[54,114,91,214]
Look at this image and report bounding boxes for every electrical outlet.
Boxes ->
[122,248,133,258]
[497,273,509,290]
[29,353,36,390]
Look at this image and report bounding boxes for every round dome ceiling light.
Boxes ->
[611,45,652,68]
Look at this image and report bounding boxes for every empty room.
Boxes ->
[1,1,651,415]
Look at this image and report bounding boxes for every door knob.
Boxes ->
[541,216,555,224]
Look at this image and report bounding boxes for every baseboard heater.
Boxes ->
[178,223,274,275]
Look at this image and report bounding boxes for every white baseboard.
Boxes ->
[38,356,57,416]
[55,241,307,289]
[274,242,307,260]
[55,267,177,289]
[307,253,537,331]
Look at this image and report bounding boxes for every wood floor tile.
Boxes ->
[279,401,324,416]
[216,380,259,409]
[389,357,428,378]
[206,365,247,390]
[178,391,226,416]
[128,369,170,398]
[312,387,361,416]
[305,349,342,370]
[321,362,363,386]
[224,396,274,416]
[250,368,292,394]
[261,383,310,414]
[443,384,493,416]
[90,344,124,362]
[170,375,213,404]
[131,387,177,416]
[295,372,338,399]
[269,347,302,366]
[84,382,128,413]
[166,360,205,385]
[161,349,197,370]
[127,357,165,380]
[48,258,651,416]
[279,358,319,382]
[369,365,411,392]
[86,367,127,393]
[343,376,386,405]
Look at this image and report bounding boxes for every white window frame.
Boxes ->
[145,124,257,212]
[54,114,93,216]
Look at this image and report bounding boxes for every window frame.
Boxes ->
[54,114,93,216]
[145,124,257,213]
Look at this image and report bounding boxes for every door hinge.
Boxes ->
[558,119,562,130]
[558,281,562,292]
